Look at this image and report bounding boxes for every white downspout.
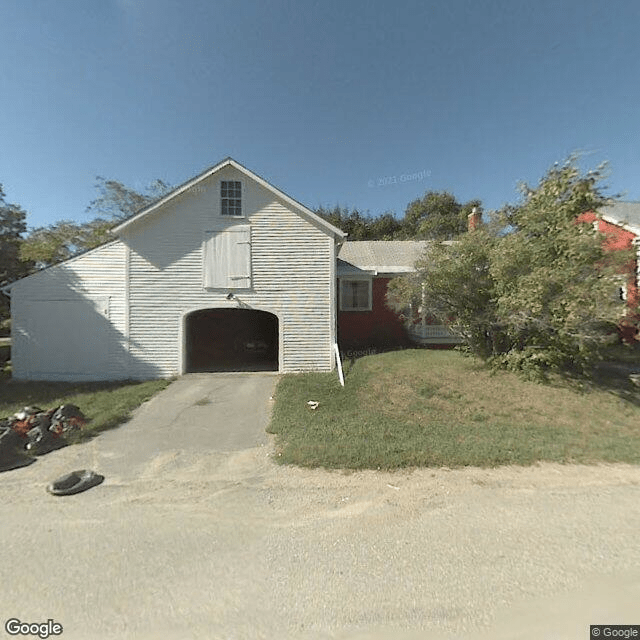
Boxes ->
[421,282,426,337]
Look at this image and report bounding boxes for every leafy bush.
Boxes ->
[388,156,634,377]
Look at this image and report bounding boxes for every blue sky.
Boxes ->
[1,0,639,229]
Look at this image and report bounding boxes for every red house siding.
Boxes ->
[338,277,410,350]
[577,211,639,341]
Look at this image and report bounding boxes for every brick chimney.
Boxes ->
[467,207,481,231]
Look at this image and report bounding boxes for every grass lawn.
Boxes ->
[0,378,172,441]
[0,343,9,370]
[267,349,640,469]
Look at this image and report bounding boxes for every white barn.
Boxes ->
[5,158,346,381]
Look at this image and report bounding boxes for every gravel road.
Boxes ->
[1,446,638,640]
[0,375,638,639]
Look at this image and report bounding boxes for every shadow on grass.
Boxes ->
[461,340,640,408]
[0,378,172,445]
[540,355,640,408]
[0,379,144,409]
[587,362,640,407]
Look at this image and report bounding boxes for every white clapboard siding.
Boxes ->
[9,161,340,380]
[10,241,128,380]
[123,164,336,377]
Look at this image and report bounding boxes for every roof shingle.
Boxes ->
[599,202,640,232]
[337,240,432,274]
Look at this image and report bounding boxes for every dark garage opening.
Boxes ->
[185,308,279,373]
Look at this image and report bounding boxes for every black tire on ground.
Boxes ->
[46,470,104,496]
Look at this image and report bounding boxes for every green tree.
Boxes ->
[370,211,403,239]
[85,176,171,221]
[387,222,500,358]
[316,205,403,240]
[0,185,33,330]
[21,177,172,269]
[19,219,112,268]
[487,158,629,374]
[388,157,631,377]
[401,190,482,240]
[315,205,368,239]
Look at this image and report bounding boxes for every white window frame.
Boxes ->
[220,180,243,217]
[613,276,629,302]
[340,277,373,311]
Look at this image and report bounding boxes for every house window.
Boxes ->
[203,225,251,288]
[611,275,629,303]
[221,181,242,216]
[619,282,628,302]
[340,279,372,311]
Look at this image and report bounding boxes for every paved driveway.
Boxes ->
[44,372,278,481]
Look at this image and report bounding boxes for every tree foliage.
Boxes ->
[401,191,482,240]
[85,176,171,221]
[388,157,632,378]
[315,205,402,240]
[1,185,34,328]
[19,219,113,268]
[316,191,479,241]
[0,185,31,286]
[387,227,499,356]
[21,177,172,269]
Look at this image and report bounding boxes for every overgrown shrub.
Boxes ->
[387,156,634,378]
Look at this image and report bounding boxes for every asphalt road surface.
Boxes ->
[0,373,639,640]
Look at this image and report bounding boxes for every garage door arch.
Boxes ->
[183,307,280,373]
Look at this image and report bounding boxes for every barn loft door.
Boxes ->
[203,225,251,289]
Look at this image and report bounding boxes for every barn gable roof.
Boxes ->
[111,157,346,239]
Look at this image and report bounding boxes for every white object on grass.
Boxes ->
[333,343,345,387]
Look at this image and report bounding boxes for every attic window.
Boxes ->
[221,181,242,216]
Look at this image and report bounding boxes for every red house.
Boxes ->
[578,202,640,342]
[336,204,640,353]
[336,240,461,353]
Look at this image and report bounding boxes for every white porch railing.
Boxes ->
[406,324,463,343]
